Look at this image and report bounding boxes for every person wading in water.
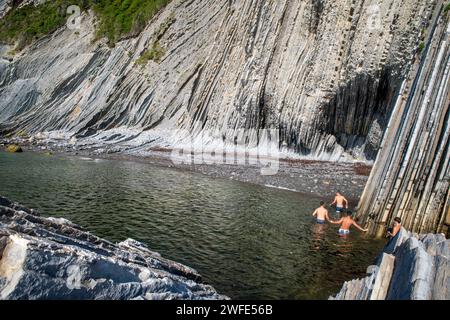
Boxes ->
[329,191,348,215]
[312,201,330,224]
[330,210,368,235]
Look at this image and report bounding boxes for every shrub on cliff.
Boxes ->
[0,0,171,49]
[0,0,89,50]
[136,41,166,65]
[93,0,171,47]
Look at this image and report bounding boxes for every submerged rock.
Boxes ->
[331,227,449,300]
[0,196,227,300]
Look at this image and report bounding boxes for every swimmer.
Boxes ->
[330,191,348,214]
[312,201,330,224]
[330,210,368,235]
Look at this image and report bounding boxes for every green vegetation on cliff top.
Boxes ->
[0,0,171,49]
[0,0,88,49]
[444,3,450,14]
[93,0,171,46]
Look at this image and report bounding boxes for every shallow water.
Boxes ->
[0,151,385,299]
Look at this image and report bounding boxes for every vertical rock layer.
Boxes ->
[331,227,449,300]
[0,0,438,161]
[357,5,450,235]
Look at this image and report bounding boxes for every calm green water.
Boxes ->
[0,151,384,299]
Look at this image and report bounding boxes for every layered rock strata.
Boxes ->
[0,0,438,162]
[0,196,227,300]
[331,227,449,300]
[357,4,450,234]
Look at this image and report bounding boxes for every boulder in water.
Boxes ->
[5,144,22,153]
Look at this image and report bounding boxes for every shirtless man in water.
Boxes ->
[330,191,348,214]
[312,201,330,224]
[330,210,368,235]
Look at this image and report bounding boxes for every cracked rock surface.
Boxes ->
[0,196,227,300]
[331,227,449,300]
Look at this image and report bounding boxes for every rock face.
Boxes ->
[357,5,450,234]
[331,227,449,300]
[0,196,227,300]
[0,0,439,162]
[0,0,11,19]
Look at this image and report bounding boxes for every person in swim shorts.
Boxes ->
[330,210,368,235]
[312,201,330,224]
[330,191,348,213]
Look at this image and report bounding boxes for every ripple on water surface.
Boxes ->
[0,151,385,299]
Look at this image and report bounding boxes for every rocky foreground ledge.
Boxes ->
[331,227,449,300]
[0,196,227,300]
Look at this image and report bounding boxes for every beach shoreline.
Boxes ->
[1,136,372,206]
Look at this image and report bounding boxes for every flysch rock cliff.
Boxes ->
[0,0,439,162]
[0,196,227,300]
[357,4,450,235]
[331,227,449,300]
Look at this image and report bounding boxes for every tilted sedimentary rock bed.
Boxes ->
[0,0,439,161]
[357,5,450,234]
[0,1,9,19]
[331,227,449,300]
[0,196,227,300]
